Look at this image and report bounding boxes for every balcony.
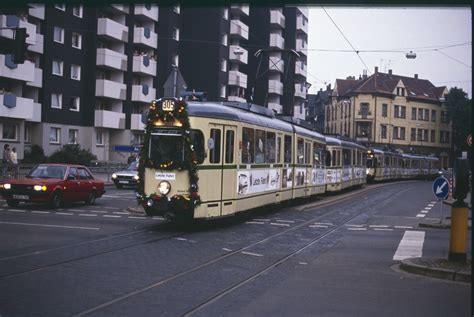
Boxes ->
[131,84,156,103]
[132,55,157,76]
[270,10,285,28]
[227,96,246,103]
[29,5,45,20]
[267,102,283,114]
[133,27,158,49]
[269,33,284,49]
[0,54,35,82]
[297,6,309,18]
[131,113,145,131]
[95,79,126,100]
[294,83,306,99]
[97,18,128,42]
[96,48,127,71]
[268,80,283,95]
[296,15,308,34]
[0,94,38,121]
[230,5,249,16]
[269,56,284,73]
[94,110,125,129]
[134,5,159,22]
[28,33,43,54]
[110,4,129,14]
[229,46,248,64]
[295,61,307,77]
[228,71,247,88]
[357,110,372,119]
[296,38,307,56]
[230,20,249,40]
[26,68,42,88]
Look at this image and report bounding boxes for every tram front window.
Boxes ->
[149,134,184,163]
[367,157,376,168]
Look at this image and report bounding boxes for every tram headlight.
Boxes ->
[146,199,154,207]
[111,173,117,179]
[133,174,139,181]
[158,181,171,195]
[3,183,11,190]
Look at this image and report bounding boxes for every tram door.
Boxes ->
[206,124,237,217]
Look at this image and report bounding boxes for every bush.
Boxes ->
[48,144,97,166]
[23,144,47,164]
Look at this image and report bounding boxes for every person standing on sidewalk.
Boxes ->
[2,144,11,178]
[10,147,18,178]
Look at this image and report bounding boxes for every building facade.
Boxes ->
[0,4,310,162]
[325,67,451,167]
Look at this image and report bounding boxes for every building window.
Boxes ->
[72,5,83,18]
[430,130,435,143]
[394,105,406,118]
[410,128,416,141]
[96,130,104,145]
[359,103,370,116]
[431,109,436,122]
[173,5,180,14]
[221,34,228,46]
[71,64,81,80]
[69,96,80,111]
[381,103,387,117]
[440,131,450,144]
[1,123,18,141]
[172,54,179,67]
[51,93,62,109]
[440,111,449,123]
[53,26,64,44]
[68,129,78,144]
[50,127,61,144]
[221,58,227,72]
[220,85,226,98]
[24,125,31,143]
[55,4,65,11]
[52,59,63,76]
[397,87,405,96]
[412,107,417,120]
[381,125,387,139]
[172,27,180,41]
[223,8,228,20]
[394,126,406,140]
[72,33,82,49]
[131,133,143,146]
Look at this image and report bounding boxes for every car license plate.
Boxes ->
[119,180,129,184]
[13,195,29,200]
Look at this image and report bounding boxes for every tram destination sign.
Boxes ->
[432,176,449,200]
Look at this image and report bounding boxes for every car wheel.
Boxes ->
[85,191,96,205]
[50,192,62,209]
[6,199,19,207]
[115,184,123,189]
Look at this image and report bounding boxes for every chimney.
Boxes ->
[414,74,418,79]
[374,66,378,73]
[327,83,331,91]
[388,69,392,75]
[362,69,367,79]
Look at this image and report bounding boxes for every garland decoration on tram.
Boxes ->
[136,99,201,208]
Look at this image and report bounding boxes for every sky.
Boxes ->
[307,7,472,97]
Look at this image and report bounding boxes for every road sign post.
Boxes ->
[432,176,449,224]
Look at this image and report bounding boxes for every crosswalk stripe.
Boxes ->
[393,230,425,260]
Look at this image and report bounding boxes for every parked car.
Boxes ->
[0,163,105,208]
[111,160,139,189]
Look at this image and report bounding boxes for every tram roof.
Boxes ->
[325,136,367,150]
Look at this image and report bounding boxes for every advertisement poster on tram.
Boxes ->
[237,169,280,195]
[282,168,293,188]
[326,169,341,184]
[312,168,326,186]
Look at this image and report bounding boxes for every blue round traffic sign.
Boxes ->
[432,176,449,200]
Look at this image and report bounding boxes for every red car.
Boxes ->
[0,164,105,208]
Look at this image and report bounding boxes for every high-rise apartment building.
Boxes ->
[0,4,309,162]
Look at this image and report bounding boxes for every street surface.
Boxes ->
[0,181,470,316]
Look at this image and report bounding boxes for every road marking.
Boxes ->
[314,222,333,226]
[270,222,290,227]
[299,262,308,265]
[374,228,394,231]
[428,204,435,207]
[152,216,164,220]
[222,248,232,252]
[68,209,85,212]
[11,209,26,213]
[369,225,389,228]
[345,224,364,227]
[175,238,188,241]
[103,215,121,218]
[242,251,263,257]
[416,214,426,218]
[309,225,329,228]
[79,214,98,217]
[393,230,425,260]
[104,206,119,210]
[113,211,130,215]
[31,211,50,214]
[424,207,432,210]
[128,216,146,219]
[347,227,367,231]
[56,212,73,216]
[276,219,295,223]
[253,218,271,222]
[88,210,107,213]
[394,226,413,229]
[0,221,99,230]
[246,221,266,225]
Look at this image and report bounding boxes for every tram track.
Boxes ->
[74,182,406,316]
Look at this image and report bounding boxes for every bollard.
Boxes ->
[448,200,469,262]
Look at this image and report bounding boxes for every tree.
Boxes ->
[48,144,97,166]
[22,144,47,163]
[444,87,472,158]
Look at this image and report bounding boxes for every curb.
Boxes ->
[400,258,471,283]
[418,222,471,230]
[126,205,146,215]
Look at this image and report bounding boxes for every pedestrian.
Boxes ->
[10,147,18,178]
[2,144,11,178]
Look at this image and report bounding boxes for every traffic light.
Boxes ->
[453,158,469,201]
[13,28,28,64]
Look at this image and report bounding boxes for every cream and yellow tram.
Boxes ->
[324,136,367,192]
[137,98,327,220]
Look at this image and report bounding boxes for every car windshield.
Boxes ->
[27,165,66,179]
[126,161,138,171]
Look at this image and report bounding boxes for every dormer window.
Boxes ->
[396,87,405,96]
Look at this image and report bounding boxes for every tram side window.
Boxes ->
[337,150,341,167]
[384,156,390,167]
[325,150,331,167]
[305,141,311,165]
[297,138,304,164]
[209,129,221,164]
[313,142,323,167]
[255,130,266,163]
[225,130,234,164]
[277,136,282,163]
[190,129,205,164]
[265,131,276,163]
[332,150,336,166]
[242,127,254,164]
[284,135,292,163]
[343,149,351,166]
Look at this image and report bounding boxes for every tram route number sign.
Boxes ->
[432,176,449,200]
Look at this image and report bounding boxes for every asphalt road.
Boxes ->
[0,181,470,316]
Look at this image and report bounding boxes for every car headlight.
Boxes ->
[158,181,171,195]
[111,173,117,179]
[3,183,11,190]
[34,185,47,191]
[133,175,139,181]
